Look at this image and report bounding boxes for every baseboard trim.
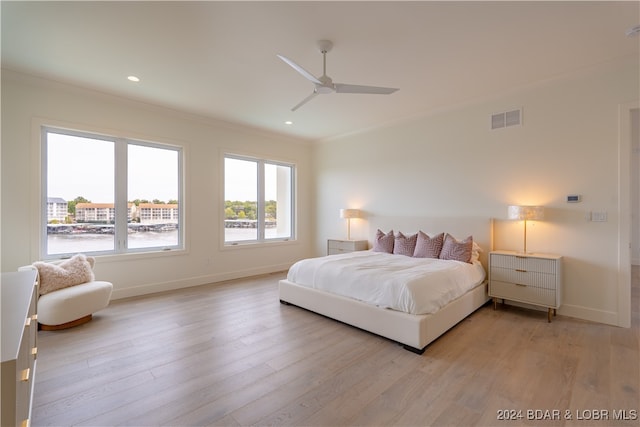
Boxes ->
[110,263,291,300]
[558,303,619,327]
[115,265,622,328]
[500,300,619,327]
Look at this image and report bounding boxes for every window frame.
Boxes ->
[223,152,296,247]
[41,125,184,259]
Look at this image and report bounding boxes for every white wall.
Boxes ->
[1,70,314,298]
[631,108,640,265]
[313,56,639,327]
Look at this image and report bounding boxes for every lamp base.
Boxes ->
[515,251,535,255]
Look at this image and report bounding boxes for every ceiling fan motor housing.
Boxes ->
[316,75,335,93]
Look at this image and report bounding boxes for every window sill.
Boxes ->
[43,247,188,264]
[222,239,298,251]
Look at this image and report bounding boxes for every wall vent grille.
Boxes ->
[491,108,522,130]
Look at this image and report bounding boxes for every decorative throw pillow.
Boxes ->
[470,241,482,263]
[34,254,95,295]
[439,234,473,263]
[413,231,444,258]
[373,229,394,253]
[393,232,417,256]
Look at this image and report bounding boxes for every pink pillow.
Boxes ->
[34,254,96,295]
[373,229,394,253]
[439,234,473,263]
[413,231,444,258]
[393,232,417,256]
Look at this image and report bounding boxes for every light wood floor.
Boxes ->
[32,269,639,426]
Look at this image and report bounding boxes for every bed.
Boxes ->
[279,216,493,354]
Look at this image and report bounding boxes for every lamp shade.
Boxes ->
[507,205,544,221]
[340,209,361,219]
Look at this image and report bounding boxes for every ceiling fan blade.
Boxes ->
[291,91,319,111]
[277,54,322,85]
[334,83,399,94]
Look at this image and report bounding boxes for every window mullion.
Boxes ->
[41,127,51,258]
[257,160,265,241]
[114,139,128,252]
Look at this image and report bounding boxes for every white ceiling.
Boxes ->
[2,1,638,142]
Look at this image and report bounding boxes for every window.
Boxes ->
[224,154,295,245]
[43,127,182,258]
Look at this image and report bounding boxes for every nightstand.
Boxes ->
[489,250,562,322]
[327,239,368,255]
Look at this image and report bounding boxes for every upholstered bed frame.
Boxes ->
[279,216,493,354]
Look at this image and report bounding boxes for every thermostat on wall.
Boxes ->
[567,195,582,203]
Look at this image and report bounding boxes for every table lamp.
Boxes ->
[507,205,544,253]
[340,209,360,240]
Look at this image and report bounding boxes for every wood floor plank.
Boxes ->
[31,269,639,426]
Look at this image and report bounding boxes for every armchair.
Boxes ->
[19,254,113,330]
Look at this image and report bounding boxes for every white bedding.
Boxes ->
[286,250,486,315]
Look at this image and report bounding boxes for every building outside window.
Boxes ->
[46,197,68,222]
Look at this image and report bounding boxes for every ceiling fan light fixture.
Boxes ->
[316,39,334,54]
[127,75,140,82]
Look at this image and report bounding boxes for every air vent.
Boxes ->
[491,108,522,130]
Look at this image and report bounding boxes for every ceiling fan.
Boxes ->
[277,40,399,111]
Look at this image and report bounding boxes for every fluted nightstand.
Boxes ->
[489,250,562,322]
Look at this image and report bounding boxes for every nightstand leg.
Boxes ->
[547,308,552,323]
[493,297,497,310]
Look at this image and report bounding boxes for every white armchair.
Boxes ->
[19,254,113,330]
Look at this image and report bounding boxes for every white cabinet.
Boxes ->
[1,269,38,427]
[327,239,368,255]
[489,250,562,322]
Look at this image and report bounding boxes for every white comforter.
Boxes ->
[286,250,486,315]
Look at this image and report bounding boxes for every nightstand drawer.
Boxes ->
[490,254,557,274]
[490,280,556,307]
[327,239,368,255]
[328,240,356,251]
[490,268,557,289]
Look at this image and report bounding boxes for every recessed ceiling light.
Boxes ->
[127,75,140,82]
[285,121,293,125]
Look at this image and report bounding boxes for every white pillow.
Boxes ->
[471,241,482,263]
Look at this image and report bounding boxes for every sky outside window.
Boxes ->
[47,133,178,203]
